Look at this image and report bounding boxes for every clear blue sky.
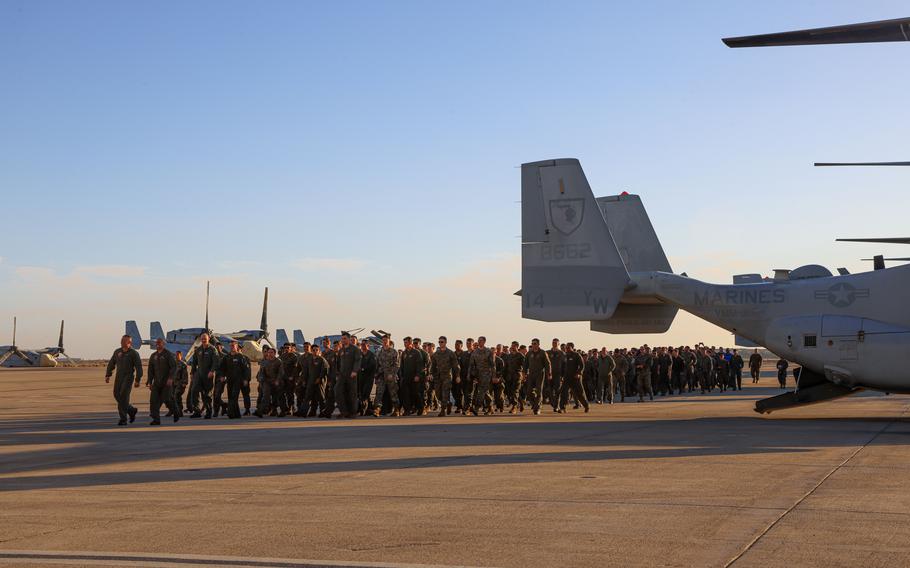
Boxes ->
[3,0,909,356]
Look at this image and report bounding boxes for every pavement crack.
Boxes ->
[723,403,910,567]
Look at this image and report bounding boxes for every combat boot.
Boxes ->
[437,408,446,417]
[509,406,517,414]
[373,407,382,417]
[150,419,161,425]
[117,419,127,426]
[446,403,452,415]
[243,408,251,416]
[128,407,137,423]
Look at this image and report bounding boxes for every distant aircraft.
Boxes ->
[0,318,74,368]
[126,282,273,361]
[518,158,910,413]
[275,329,306,351]
[312,328,389,352]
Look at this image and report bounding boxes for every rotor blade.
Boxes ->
[723,17,910,48]
[837,237,910,244]
[260,287,268,333]
[12,316,16,347]
[13,349,34,365]
[862,257,910,261]
[816,161,910,167]
[0,349,14,366]
[204,281,210,331]
[58,320,64,351]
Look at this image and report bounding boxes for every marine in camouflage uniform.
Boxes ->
[612,349,627,402]
[522,339,551,415]
[558,343,589,412]
[171,351,190,415]
[320,340,339,418]
[635,347,654,402]
[146,338,177,424]
[467,337,495,416]
[373,336,401,417]
[546,340,565,411]
[334,333,362,418]
[399,338,424,416]
[358,341,377,416]
[430,336,459,416]
[305,346,329,417]
[105,334,143,426]
[279,344,301,414]
[254,347,287,417]
[189,334,221,419]
[596,349,616,404]
[294,344,313,417]
[505,342,525,413]
[491,346,506,412]
[219,341,251,419]
[454,340,472,413]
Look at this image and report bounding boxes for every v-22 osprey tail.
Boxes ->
[520,158,910,413]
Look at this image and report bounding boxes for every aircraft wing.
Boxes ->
[723,17,910,47]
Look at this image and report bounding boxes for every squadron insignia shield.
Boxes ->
[548,198,584,236]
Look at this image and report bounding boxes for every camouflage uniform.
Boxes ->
[468,346,495,414]
[295,351,313,416]
[492,353,506,412]
[430,347,459,416]
[635,353,654,401]
[505,351,525,410]
[596,353,616,403]
[373,346,401,415]
[546,348,565,411]
[522,349,551,413]
[559,351,589,411]
[219,351,251,419]
[190,344,220,418]
[105,347,143,424]
[305,353,329,416]
[399,347,423,415]
[147,348,177,421]
[358,348,377,415]
[321,348,338,417]
[254,357,287,417]
[612,353,628,402]
[334,343,362,417]
[454,348,471,412]
[173,358,190,413]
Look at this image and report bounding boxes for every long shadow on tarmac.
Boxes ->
[1,395,906,492]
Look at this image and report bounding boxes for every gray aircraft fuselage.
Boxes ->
[625,265,910,393]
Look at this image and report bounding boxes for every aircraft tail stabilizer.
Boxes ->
[276,329,290,347]
[589,193,678,333]
[125,321,143,348]
[520,159,630,322]
[150,322,165,343]
[293,330,306,347]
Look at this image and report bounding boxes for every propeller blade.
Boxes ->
[816,161,910,167]
[260,287,268,334]
[204,281,210,332]
[862,257,910,261]
[0,349,14,366]
[13,349,34,365]
[12,316,16,347]
[58,320,64,351]
[724,17,910,48]
[838,237,910,244]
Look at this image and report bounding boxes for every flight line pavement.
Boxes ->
[0,367,909,568]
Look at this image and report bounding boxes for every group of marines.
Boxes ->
[104,331,767,426]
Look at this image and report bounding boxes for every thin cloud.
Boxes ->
[75,265,148,278]
[292,258,368,271]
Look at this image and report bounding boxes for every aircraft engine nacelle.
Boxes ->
[240,341,264,362]
[765,315,910,392]
[37,353,58,367]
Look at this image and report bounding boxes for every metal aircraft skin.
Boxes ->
[0,319,74,368]
[126,284,273,361]
[519,159,910,413]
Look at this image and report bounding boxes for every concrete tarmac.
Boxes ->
[1,367,909,568]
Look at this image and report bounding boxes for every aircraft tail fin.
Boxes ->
[293,330,305,347]
[276,329,290,347]
[520,159,630,322]
[150,322,165,343]
[125,321,143,348]
[587,193,678,333]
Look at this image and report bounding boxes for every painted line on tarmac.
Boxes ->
[0,550,483,568]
